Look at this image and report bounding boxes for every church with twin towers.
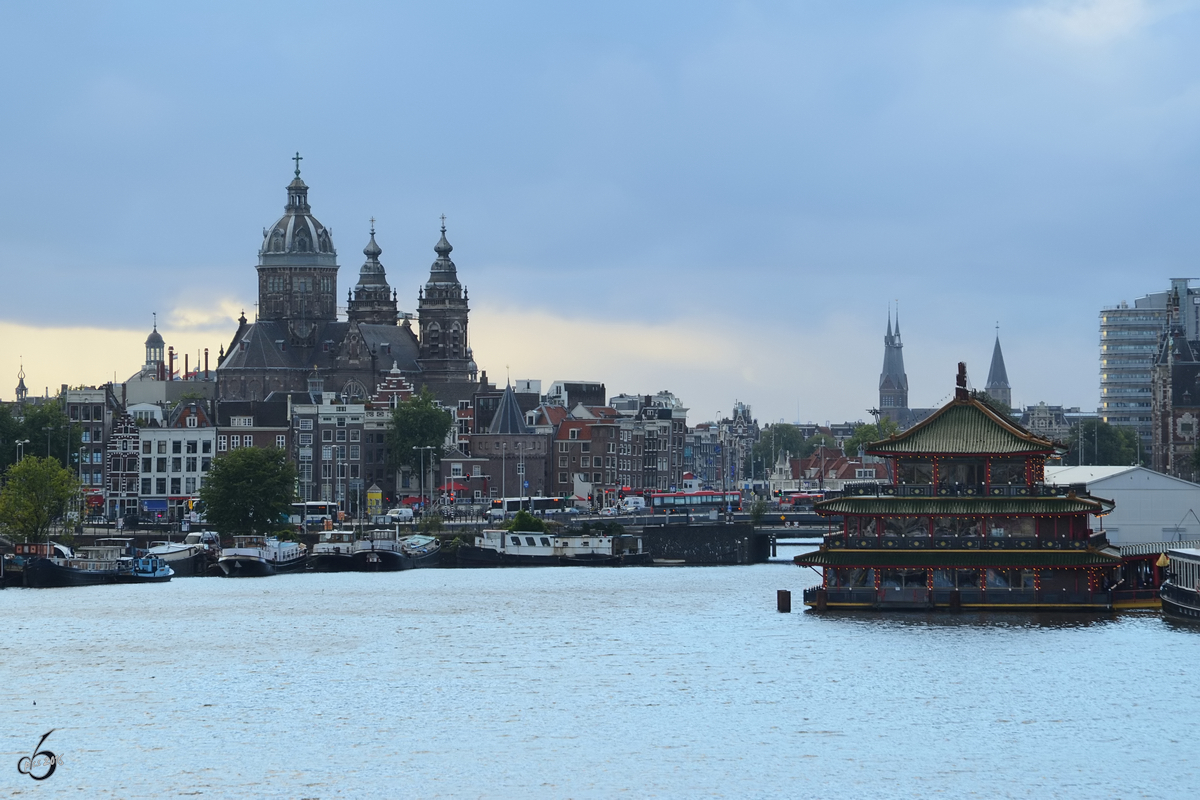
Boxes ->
[216,154,488,405]
[878,309,1011,428]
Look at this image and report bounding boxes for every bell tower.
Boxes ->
[417,218,472,382]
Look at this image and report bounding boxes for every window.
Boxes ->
[349,445,360,460]
[350,430,360,442]
[299,433,313,446]
[511,536,521,546]
[581,443,590,453]
[142,458,151,473]
[202,440,212,454]
[172,441,182,454]
[185,477,196,494]
[171,478,181,494]
[217,436,227,452]
[156,458,167,473]
[451,463,463,477]
[516,463,525,476]
[569,429,579,440]
[186,416,197,428]
[559,472,567,483]
[81,430,90,443]
[276,435,287,448]
[322,446,333,461]
[230,416,253,427]
[323,430,333,442]
[336,430,347,442]
[608,443,615,453]
[560,456,568,467]
[186,457,197,472]
[186,441,197,454]
[299,419,313,431]
[171,457,182,472]
[157,441,167,454]
[141,478,151,494]
[593,473,601,483]
[558,442,568,452]
[156,478,166,494]
[201,457,211,472]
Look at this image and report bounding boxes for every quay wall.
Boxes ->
[638,523,770,565]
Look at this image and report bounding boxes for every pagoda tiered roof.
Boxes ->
[816,494,1114,517]
[865,395,1060,457]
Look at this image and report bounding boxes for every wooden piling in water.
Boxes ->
[777,589,791,613]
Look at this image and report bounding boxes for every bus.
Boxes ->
[649,491,743,515]
[780,492,825,511]
[489,497,567,517]
[290,501,339,526]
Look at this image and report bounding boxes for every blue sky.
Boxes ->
[2,1,1199,424]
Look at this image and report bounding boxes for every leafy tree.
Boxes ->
[199,447,295,536]
[747,423,806,477]
[749,497,768,524]
[0,400,81,475]
[799,432,837,458]
[505,509,546,533]
[843,418,901,457]
[973,391,1014,419]
[1067,420,1138,466]
[0,456,79,543]
[386,387,453,496]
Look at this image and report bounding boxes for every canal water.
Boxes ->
[3,545,1197,798]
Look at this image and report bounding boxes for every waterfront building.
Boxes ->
[289,392,366,512]
[796,365,1122,611]
[791,446,889,493]
[1018,402,1078,443]
[470,384,552,501]
[104,411,141,521]
[1150,285,1200,478]
[1101,281,1192,451]
[137,401,217,522]
[1044,465,1200,546]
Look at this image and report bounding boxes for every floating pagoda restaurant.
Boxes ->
[796,365,1122,611]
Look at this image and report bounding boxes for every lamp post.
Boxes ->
[412,446,435,514]
[16,439,29,461]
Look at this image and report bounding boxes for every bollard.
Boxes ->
[815,587,828,612]
[949,589,962,613]
[777,589,791,613]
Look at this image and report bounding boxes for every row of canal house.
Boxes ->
[796,365,1159,611]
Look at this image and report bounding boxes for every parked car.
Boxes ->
[600,507,617,517]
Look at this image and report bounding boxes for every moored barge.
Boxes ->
[1160,548,1200,623]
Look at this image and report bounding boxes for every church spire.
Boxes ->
[879,306,909,422]
[985,325,1012,407]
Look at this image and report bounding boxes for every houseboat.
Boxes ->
[24,538,137,588]
[146,531,219,577]
[352,528,409,571]
[1160,548,1200,623]
[457,529,627,567]
[309,530,357,572]
[796,365,1122,612]
[218,536,307,577]
[3,542,72,587]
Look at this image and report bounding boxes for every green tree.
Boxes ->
[749,496,768,524]
[504,509,546,533]
[843,418,901,457]
[799,432,837,458]
[747,423,806,477]
[0,456,79,543]
[1067,420,1138,466]
[199,447,296,536]
[0,400,81,475]
[386,388,453,496]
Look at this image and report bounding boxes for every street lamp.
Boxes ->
[412,446,435,512]
[16,439,29,461]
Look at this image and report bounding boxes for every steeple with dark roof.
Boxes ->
[879,307,909,417]
[417,217,472,381]
[347,220,398,325]
[489,383,529,434]
[985,328,1012,408]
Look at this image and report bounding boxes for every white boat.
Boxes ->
[146,531,218,577]
[457,530,625,567]
[352,528,408,571]
[309,530,357,572]
[218,536,307,577]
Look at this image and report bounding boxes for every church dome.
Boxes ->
[145,327,164,348]
[258,154,337,261]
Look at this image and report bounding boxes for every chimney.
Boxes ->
[185,353,189,381]
[168,347,175,381]
[204,348,209,380]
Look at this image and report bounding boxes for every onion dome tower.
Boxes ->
[347,220,398,325]
[417,217,472,381]
[256,153,339,346]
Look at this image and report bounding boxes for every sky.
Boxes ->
[2,0,1199,426]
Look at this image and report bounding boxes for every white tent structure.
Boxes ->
[1044,466,1200,546]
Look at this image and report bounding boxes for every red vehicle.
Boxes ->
[649,491,742,515]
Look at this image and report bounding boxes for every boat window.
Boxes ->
[903,570,927,588]
[896,460,933,484]
[933,569,954,588]
[990,458,1026,485]
[511,537,520,546]
[937,458,984,486]
[540,538,550,547]
[986,568,1011,588]
[525,537,536,546]
[956,569,980,588]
